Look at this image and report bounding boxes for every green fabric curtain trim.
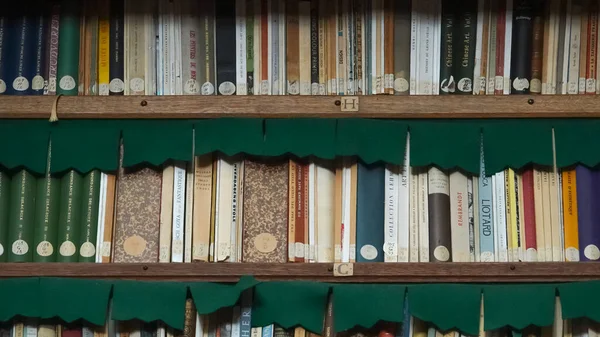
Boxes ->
[2,277,600,335]
[3,118,600,175]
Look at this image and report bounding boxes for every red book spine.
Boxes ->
[522,169,537,259]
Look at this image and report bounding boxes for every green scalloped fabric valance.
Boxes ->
[1,118,598,175]
[0,277,597,336]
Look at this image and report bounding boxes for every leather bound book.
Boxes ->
[510,0,533,94]
[428,167,452,262]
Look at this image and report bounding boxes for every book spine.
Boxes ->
[32,11,48,95]
[562,168,579,261]
[356,162,385,262]
[109,0,124,95]
[246,0,254,95]
[7,170,37,262]
[576,166,600,261]
[0,172,9,262]
[510,0,533,94]
[9,9,36,95]
[478,140,494,261]
[439,0,454,94]
[57,170,83,262]
[455,0,477,94]
[0,14,7,95]
[78,170,101,262]
[56,0,80,95]
[310,0,319,94]
[216,0,237,95]
[32,146,60,262]
[428,167,451,262]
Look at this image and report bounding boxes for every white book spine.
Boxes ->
[418,171,429,262]
[308,162,316,262]
[473,0,485,95]
[398,134,410,262]
[171,164,186,262]
[384,165,399,262]
[503,0,513,95]
[95,173,108,263]
[236,0,248,95]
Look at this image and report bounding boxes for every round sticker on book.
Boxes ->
[0,79,6,93]
[124,235,147,257]
[59,75,76,91]
[201,82,215,95]
[457,78,472,92]
[12,239,28,255]
[530,79,542,93]
[13,76,29,91]
[584,244,600,260]
[185,79,200,94]
[218,81,236,95]
[394,78,409,93]
[288,81,299,95]
[433,246,450,262]
[383,242,397,257]
[360,244,378,260]
[565,247,579,262]
[110,78,124,93]
[0,243,4,256]
[59,241,76,257]
[32,75,45,91]
[130,77,145,92]
[526,248,538,262]
[512,77,530,91]
[254,233,277,253]
[99,83,110,95]
[80,242,96,258]
[37,241,54,257]
[480,251,493,262]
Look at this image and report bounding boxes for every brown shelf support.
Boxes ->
[2,95,600,119]
[0,262,596,283]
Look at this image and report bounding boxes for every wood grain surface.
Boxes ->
[0,262,598,282]
[2,95,599,119]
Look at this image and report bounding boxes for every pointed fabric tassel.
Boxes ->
[49,94,63,122]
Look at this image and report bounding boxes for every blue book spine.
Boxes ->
[356,162,385,262]
[240,290,252,337]
[478,138,495,261]
[0,15,6,95]
[31,12,47,95]
[6,10,36,95]
[576,166,599,261]
[261,325,273,337]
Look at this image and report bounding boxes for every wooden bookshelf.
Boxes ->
[3,95,600,119]
[0,262,597,283]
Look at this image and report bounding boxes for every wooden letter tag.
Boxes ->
[333,263,354,277]
[340,97,359,112]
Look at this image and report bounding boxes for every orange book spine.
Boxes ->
[562,169,579,261]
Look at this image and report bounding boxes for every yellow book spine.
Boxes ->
[507,168,518,262]
[562,169,579,261]
[98,9,110,95]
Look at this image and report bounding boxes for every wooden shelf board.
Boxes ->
[2,95,600,119]
[0,262,596,282]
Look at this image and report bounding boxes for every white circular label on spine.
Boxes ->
[254,233,277,253]
[433,246,450,262]
[458,77,472,92]
[565,247,579,262]
[530,79,542,93]
[59,75,76,91]
[311,83,319,95]
[0,243,4,256]
[32,75,45,90]
[360,244,378,260]
[288,81,299,95]
[512,77,530,91]
[0,79,6,93]
[59,240,76,257]
[130,77,145,92]
[218,81,236,95]
[201,82,215,95]
[525,248,538,262]
[481,252,494,262]
[394,78,409,93]
[99,84,110,95]
[109,78,124,93]
[587,78,596,93]
[185,79,200,94]
[37,241,54,257]
[584,244,600,260]
[13,76,29,91]
[383,242,397,257]
[12,239,29,255]
[80,242,96,258]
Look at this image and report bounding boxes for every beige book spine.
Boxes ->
[101,174,117,263]
[192,155,213,262]
[184,160,195,263]
[315,163,335,262]
[409,169,419,262]
[579,6,589,94]
[333,163,343,262]
[418,170,429,262]
[517,172,526,262]
[541,171,553,261]
[318,0,327,94]
[216,158,234,262]
[549,170,562,261]
[299,1,312,95]
[159,165,175,263]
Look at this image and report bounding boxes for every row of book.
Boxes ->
[0,133,596,264]
[0,0,597,96]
